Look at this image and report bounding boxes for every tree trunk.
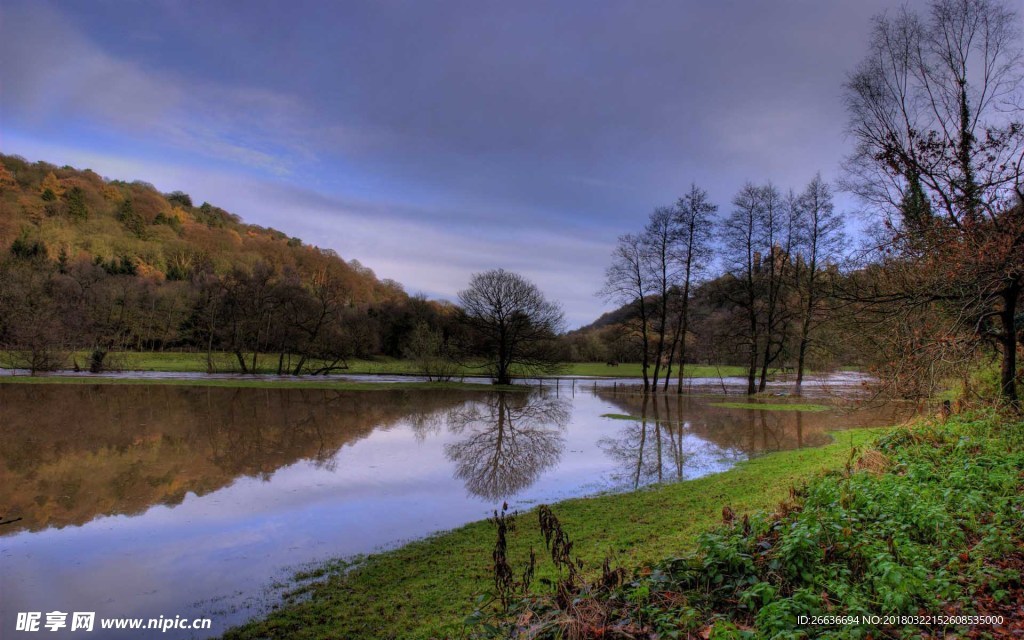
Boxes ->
[675,304,690,394]
[662,327,678,391]
[638,299,651,393]
[758,349,770,393]
[795,334,809,394]
[796,245,819,395]
[999,284,1019,406]
[206,331,214,374]
[651,295,668,390]
[747,342,758,396]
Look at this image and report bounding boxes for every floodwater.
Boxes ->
[0,380,909,638]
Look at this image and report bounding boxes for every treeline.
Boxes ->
[0,155,462,373]
[568,0,1024,406]
[564,175,847,394]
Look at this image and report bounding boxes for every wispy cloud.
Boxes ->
[0,4,334,176]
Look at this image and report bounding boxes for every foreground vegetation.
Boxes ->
[224,428,884,639]
[470,411,1024,638]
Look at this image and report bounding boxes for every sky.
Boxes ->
[0,0,933,327]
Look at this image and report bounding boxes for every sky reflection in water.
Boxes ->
[0,383,908,638]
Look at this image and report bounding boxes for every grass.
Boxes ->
[1,351,763,380]
[708,401,831,412]
[476,411,1024,638]
[223,427,888,640]
[0,375,520,392]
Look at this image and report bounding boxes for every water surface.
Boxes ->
[0,382,908,638]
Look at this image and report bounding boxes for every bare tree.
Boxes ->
[720,183,767,395]
[459,269,565,385]
[601,234,656,391]
[755,184,793,392]
[844,0,1024,403]
[793,174,846,392]
[664,184,716,393]
[643,207,681,389]
[716,182,797,394]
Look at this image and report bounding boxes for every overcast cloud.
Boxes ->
[0,0,934,326]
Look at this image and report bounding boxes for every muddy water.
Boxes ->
[0,383,910,638]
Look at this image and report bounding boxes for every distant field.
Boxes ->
[1,352,766,379]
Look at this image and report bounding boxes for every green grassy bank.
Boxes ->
[224,428,888,639]
[475,411,1024,639]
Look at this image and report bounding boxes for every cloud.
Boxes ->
[0,4,330,175]
[0,0,936,327]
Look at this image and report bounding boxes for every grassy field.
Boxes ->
[223,427,888,639]
[2,351,756,379]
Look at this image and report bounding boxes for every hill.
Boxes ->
[0,155,455,373]
[0,154,401,301]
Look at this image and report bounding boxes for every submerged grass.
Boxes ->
[708,401,831,412]
[223,428,885,640]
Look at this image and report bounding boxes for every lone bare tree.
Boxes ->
[458,269,565,385]
[844,0,1024,403]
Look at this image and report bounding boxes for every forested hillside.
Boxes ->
[0,155,456,373]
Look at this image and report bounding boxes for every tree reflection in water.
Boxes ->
[598,394,697,490]
[445,391,571,501]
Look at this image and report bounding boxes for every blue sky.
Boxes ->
[0,0,923,327]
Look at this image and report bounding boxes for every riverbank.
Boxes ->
[223,426,891,639]
[473,411,1024,638]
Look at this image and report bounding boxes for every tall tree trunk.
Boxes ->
[651,294,669,390]
[662,324,679,391]
[234,349,249,374]
[206,331,214,374]
[747,341,758,395]
[999,284,1019,406]
[795,265,815,394]
[675,309,689,394]
[795,332,810,393]
[638,299,651,393]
